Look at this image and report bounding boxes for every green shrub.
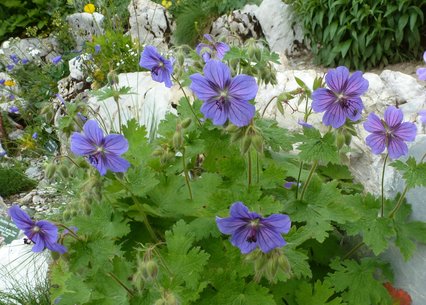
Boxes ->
[288,0,426,69]
[0,164,37,197]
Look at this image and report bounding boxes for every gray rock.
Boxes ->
[67,13,104,51]
[255,0,305,55]
[32,195,44,205]
[128,0,175,49]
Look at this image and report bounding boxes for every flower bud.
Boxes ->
[345,133,352,145]
[164,292,179,305]
[176,49,185,66]
[140,260,159,282]
[181,118,191,129]
[107,70,119,86]
[58,164,69,179]
[336,133,345,149]
[241,135,252,154]
[45,163,56,180]
[251,134,263,154]
[172,131,184,149]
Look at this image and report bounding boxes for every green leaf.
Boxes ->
[391,157,426,189]
[256,118,294,152]
[296,280,346,305]
[297,129,340,164]
[326,258,392,305]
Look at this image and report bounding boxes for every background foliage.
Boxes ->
[288,0,426,69]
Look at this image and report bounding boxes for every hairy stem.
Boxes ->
[261,96,277,117]
[343,241,365,260]
[248,150,252,188]
[107,272,134,297]
[380,154,389,217]
[172,75,202,127]
[113,95,122,134]
[182,149,193,200]
[299,160,318,201]
[296,161,304,199]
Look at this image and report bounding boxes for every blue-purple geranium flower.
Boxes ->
[364,106,417,159]
[190,60,257,127]
[8,205,67,254]
[196,34,230,62]
[9,105,19,113]
[216,202,291,254]
[70,120,130,175]
[418,109,426,124]
[312,66,369,128]
[10,54,20,64]
[51,55,62,65]
[416,51,426,81]
[139,45,173,88]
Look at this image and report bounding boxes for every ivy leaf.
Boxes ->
[326,258,392,305]
[295,280,346,305]
[297,129,339,164]
[391,157,426,189]
[285,177,357,242]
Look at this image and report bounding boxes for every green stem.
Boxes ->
[113,95,122,134]
[261,96,277,117]
[380,154,389,217]
[247,150,252,188]
[172,76,202,127]
[56,224,80,241]
[256,152,260,184]
[299,160,318,201]
[296,161,304,199]
[388,152,426,218]
[343,241,364,260]
[107,272,134,297]
[182,149,193,200]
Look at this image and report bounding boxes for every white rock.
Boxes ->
[88,72,182,134]
[32,195,44,205]
[255,0,304,55]
[67,13,105,51]
[0,37,60,64]
[128,0,175,49]
[68,54,93,81]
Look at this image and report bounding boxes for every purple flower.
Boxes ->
[139,45,173,88]
[6,64,14,71]
[32,132,38,139]
[196,34,230,62]
[8,94,15,101]
[312,66,368,128]
[284,181,300,189]
[216,202,291,254]
[364,106,417,159]
[94,44,101,54]
[10,54,20,64]
[55,93,66,106]
[22,58,29,65]
[416,51,426,81]
[0,79,4,85]
[190,60,257,127]
[77,112,87,122]
[51,55,62,65]
[419,109,426,124]
[8,205,67,254]
[9,106,19,113]
[70,120,130,175]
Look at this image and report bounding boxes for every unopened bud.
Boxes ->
[140,260,158,282]
[62,210,71,221]
[58,165,69,179]
[336,133,345,149]
[251,134,263,153]
[345,133,352,145]
[172,131,184,149]
[45,163,56,179]
[177,50,185,66]
[154,299,166,305]
[225,124,239,132]
[164,293,179,305]
[181,118,191,128]
[107,70,119,86]
[241,136,252,154]
[254,48,262,62]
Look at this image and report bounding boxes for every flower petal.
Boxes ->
[231,227,257,254]
[83,120,104,146]
[31,234,46,252]
[388,138,408,159]
[104,134,129,155]
[344,97,364,121]
[416,68,426,81]
[46,240,67,254]
[228,99,255,127]
[8,205,34,231]
[70,132,96,156]
[200,101,228,126]
[139,46,161,70]
[229,202,260,219]
[325,66,350,93]
[384,106,403,128]
[204,60,231,89]
[215,42,230,59]
[344,71,369,97]
[204,34,214,42]
[103,153,130,173]
[36,220,59,243]
[366,133,386,155]
[394,122,417,142]
[311,88,335,112]
[228,74,258,102]
[216,216,247,235]
[364,112,385,133]
[190,73,219,102]
[257,227,286,253]
[262,214,291,234]
[322,103,346,128]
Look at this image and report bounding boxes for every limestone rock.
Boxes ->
[128,0,175,49]
[255,0,305,55]
[67,13,104,51]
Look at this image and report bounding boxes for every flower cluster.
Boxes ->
[70,120,130,175]
[8,205,67,253]
[216,202,291,254]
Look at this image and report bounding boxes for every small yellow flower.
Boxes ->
[4,80,15,87]
[161,0,172,9]
[84,3,95,14]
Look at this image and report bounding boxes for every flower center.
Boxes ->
[246,219,260,243]
[32,226,40,233]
